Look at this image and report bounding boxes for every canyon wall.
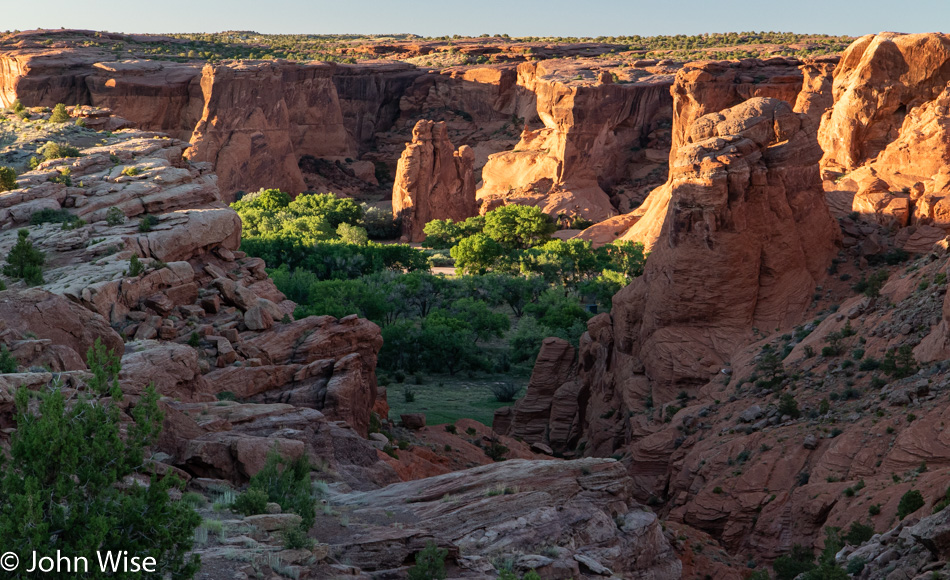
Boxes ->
[391,120,477,242]
[0,36,677,217]
[478,60,676,220]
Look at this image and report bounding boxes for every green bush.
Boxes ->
[490,382,521,402]
[37,141,81,161]
[30,207,76,225]
[360,204,401,239]
[337,222,369,245]
[482,204,556,250]
[0,166,16,192]
[0,339,201,578]
[240,450,315,529]
[408,541,447,580]
[881,345,918,379]
[869,503,881,516]
[851,269,889,298]
[129,254,145,277]
[843,521,874,545]
[281,525,314,550]
[106,206,126,225]
[121,166,142,177]
[3,229,45,285]
[0,345,17,373]
[773,544,815,580]
[846,557,866,575]
[778,393,801,419]
[232,488,268,516]
[898,490,925,519]
[49,103,70,123]
[139,214,159,232]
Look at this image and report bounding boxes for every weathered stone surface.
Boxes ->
[0,288,123,363]
[337,458,682,579]
[819,32,950,173]
[392,120,477,242]
[504,337,576,447]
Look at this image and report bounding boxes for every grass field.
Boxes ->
[383,373,529,426]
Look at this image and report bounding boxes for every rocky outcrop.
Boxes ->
[391,120,477,242]
[0,39,422,198]
[478,59,675,220]
[529,98,840,462]
[337,458,683,579]
[495,337,582,452]
[592,57,814,250]
[0,120,388,492]
[0,288,123,368]
[819,32,950,173]
[839,498,950,578]
[794,56,838,124]
[669,57,805,157]
[816,33,950,244]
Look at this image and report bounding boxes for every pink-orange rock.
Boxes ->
[391,120,477,242]
[793,56,838,123]
[819,32,950,173]
[477,59,674,221]
[598,57,809,250]
[0,288,123,363]
[530,98,840,461]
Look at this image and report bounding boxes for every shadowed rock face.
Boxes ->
[610,98,839,403]
[335,458,683,579]
[391,120,477,242]
[509,98,839,460]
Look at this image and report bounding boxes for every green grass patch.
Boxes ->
[385,374,526,426]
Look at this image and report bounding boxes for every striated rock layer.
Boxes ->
[0,124,392,490]
[337,458,683,579]
[508,98,839,458]
[581,56,820,250]
[478,59,675,220]
[391,120,477,242]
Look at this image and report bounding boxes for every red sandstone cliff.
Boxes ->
[391,120,477,242]
[477,59,675,220]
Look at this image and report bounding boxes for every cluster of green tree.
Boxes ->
[0,340,201,578]
[231,189,425,279]
[233,192,646,374]
[424,204,645,294]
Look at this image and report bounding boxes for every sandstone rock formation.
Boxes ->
[516,98,840,460]
[336,458,683,579]
[477,59,675,220]
[494,337,582,453]
[819,32,950,173]
[0,122,389,490]
[0,40,421,198]
[581,56,819,250]
[391,120,477,242]
[814,32,950,250]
